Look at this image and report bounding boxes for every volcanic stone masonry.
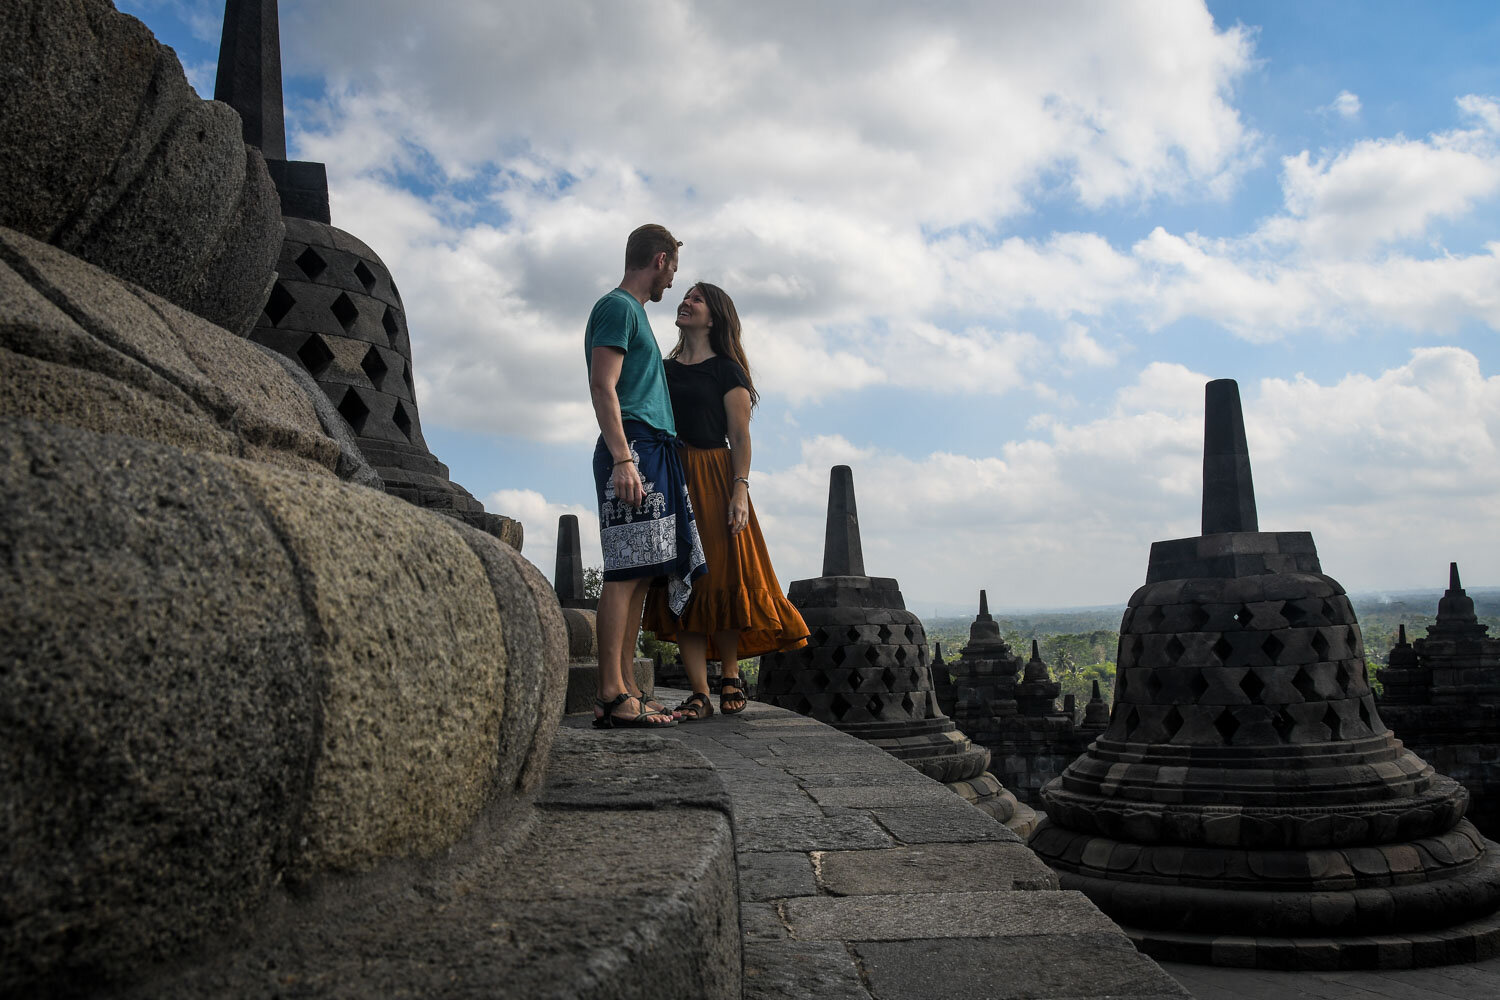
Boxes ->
[1378,563,1500,839]
[946,594,1105,806]
[1028,378,1500,969]
[758,466,1032,832]
[217,0,520,547]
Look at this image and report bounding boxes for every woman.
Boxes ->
[643,282,808,719]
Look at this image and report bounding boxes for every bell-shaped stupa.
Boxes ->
[1029,379,1500,969]
[759,466,1028,829]
[217,0,519,546]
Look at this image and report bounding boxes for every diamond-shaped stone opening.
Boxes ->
[360,344,389,387]
[354,260,377,292]
[831,647,846,666]
[1162,705,1184,740]
[264,281,295,326]
[1272,708,1295,743]
[1232,605,1253,628]
[1358,698,1373,730]
[1240,669,1266,703]
[793,696,813,716]
[402,364,415,397]
[1145,605,1167,630]
[336,387,370,435]
[829,692,852,721]
[813,670,830,691]
[877,625,892,643]
[880,666,897,690]
[1189,671,1209,700]
[1311,630,1331,661]
[295,246,327,280]
[382,306,400,347]
[1146,672,1164,698]
[1164,635,1186,664]
[846,669,862,690]
[392,401,413,441]
[296,333,334,377]
[1116,671,1128,697]
[1320,599,1336,621]
[846,628,861,642]
[1282,600,1308,626]
[1262,633,1285,664]
[1345,626,1360,653]
[1213,708,1240,745]
[867,695,883,718]
[1124,707,1141,737]
[813,628,829,643]
[1212,636,1234,664]
[1292,666,1319,702]
[1335,662,1352,694]
[901,692,916,715]
[904,625,916,642]
[330,291,359,331]
[864,646,880,664]
[894,646,908,663]
[1131,635,1145,660]
[1188,606,1211,630]
[1322,704,1342,741]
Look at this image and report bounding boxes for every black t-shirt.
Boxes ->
[664,356,751,449]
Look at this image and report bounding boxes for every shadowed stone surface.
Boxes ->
[1379,563,1500,839]
[1030,379,1500,969]
[781,891,1120,941]
[0,0,282,334]
[817,842,1058,895]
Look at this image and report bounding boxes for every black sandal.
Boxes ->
[592,692,676,729]
[675,691,714,722]
[720,678,747,716]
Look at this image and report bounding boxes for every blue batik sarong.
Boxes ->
[593,421,707,615]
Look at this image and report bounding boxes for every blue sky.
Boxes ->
[121,1,1500,613]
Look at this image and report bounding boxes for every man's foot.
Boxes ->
[627,687,679,719]
[720,677,747,715]
[593,693,676,728]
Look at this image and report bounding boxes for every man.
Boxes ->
[586,224,705,727]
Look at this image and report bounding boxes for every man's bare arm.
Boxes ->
[589,346,645,508]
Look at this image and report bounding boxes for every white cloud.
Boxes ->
[486,489,601,583]
[1328,90,1362,119]
[751,352,1499,609]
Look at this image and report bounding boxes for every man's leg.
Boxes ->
[618,577,656,705]
[596,577,669,724]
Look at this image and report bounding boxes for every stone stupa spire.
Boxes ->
[1201,378,1258,534]
[822,464,865,577]
[214,0,286,158]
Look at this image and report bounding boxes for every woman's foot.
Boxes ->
[593,693,676,728]
[720,677,747,715]
[675,691,714,721]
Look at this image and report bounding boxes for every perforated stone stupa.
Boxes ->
[1029,379,1500,969]
[759,466,1028,829]
[1379,563,1500,838]
[948,593,1094,805]
[218,0,519,547]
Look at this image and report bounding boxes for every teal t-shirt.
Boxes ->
[584,288,676,435]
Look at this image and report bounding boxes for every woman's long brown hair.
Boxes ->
[668,282,759,408]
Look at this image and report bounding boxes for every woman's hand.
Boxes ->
[727,482,749,535]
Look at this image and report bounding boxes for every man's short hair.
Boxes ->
[625,224,682,271]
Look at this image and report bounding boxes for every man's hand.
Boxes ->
[613,459,646,508]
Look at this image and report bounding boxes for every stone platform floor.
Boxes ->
[1160,957,1500,998]
[576,689,1187,1000]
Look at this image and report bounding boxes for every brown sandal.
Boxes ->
[675,691,713,721]
[720,678,747,715]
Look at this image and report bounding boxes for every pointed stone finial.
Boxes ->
[822,465,865,577]
[978,590,991,619]
[1434,561,1479,629]
[1451,562,1462,591]
[214,1,287,159]
[554,514,585,604]
[1031,639,1040,659]
[1024,639,1050,683]
[1201,378,1258,534]
[1398,624,1408,644]
[1091,678,1103,700]
[1082,677,1109,727]
[933,641,944,664]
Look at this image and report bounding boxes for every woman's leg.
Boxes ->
[676,631,714,719]
[715,630,746,713]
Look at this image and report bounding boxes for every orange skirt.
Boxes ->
[643,445,809,661]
